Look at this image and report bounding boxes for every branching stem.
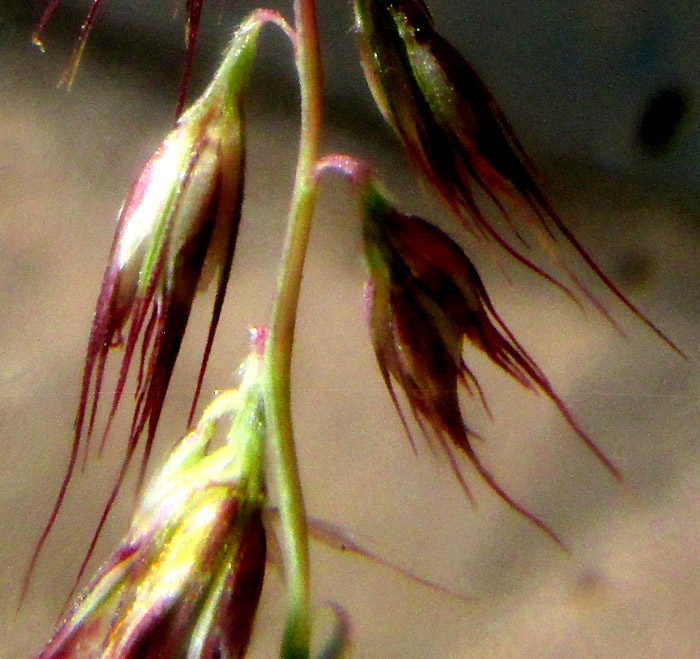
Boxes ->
[262,0,323,656]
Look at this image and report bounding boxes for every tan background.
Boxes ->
[2,5,700,658]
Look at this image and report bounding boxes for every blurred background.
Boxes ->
[2,1,700,657]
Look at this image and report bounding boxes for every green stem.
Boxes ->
[262,0,322,656]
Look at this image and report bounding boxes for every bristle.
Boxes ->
[23,274,115,599]
[188,147,245,428]
[477,288,622,480]
[60,1,104,89]
[83,344,108,468]
[136,305,159,397]
[178,0,205,119]
[456,199,584,310]
[20,435,80,608]
[63,441,138,611]
[382,366,419,455]
[32,0,63,48]
[306,516,474,603]
[457,360,491,417]
[97,294,155,456]
[464,445,567,551]
[435,432,476,507]
[541,198,686,357]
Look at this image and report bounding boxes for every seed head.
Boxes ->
[353,0,680,352]
[353,0,529,234]
[39,341,269,659]
[361,183,620,545]
[26,19,264,599]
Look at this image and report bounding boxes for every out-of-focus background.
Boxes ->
[2,1,700,657]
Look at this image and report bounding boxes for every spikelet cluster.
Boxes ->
[39,336,269,658]
[27,19,266,593]
[361,182,621,544]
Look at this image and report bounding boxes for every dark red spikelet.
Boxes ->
[361,183,628,547]
[24,102,248,604]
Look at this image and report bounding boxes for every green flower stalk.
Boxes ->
[262,0,322,653]
[26,17,262,601]
[361,182,621,547]
[38,332,269,659]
